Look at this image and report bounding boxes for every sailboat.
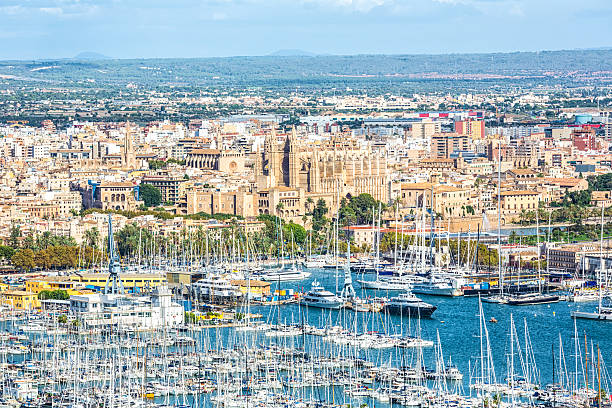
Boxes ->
[572,205,612,320]
[483,157,508,304]
[507,203,560,305]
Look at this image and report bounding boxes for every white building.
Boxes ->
[69,286,184,329]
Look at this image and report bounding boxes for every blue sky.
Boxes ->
[0,0,610,60]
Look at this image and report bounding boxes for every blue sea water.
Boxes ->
[264,267,611,391]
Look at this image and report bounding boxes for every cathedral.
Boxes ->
[253,128,389,216]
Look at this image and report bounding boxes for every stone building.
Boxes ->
[253,128,389,217]
[185,149,245,173]
[185,189,257,217]
[96,182,143,211]
[142,173,188,204]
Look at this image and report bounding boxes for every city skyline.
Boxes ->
[0,0,611,60]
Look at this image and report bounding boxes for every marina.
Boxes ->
[2,261,612,407]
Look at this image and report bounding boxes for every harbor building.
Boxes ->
[25,276,83,295]
[69,273,167,292]
[69,285,184,328]
[0,290,40,310]
[230,279,271,299]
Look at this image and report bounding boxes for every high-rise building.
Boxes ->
[411,121,441,139]
[455,119,485,139]
[431,133,469,158]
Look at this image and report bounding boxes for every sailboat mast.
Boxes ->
[599,204,604,312]
[497,155,503,296]
[536,200,541,293]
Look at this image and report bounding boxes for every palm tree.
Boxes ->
[305,197,314,212]
[275,202,284,217]
[84,227,100,249]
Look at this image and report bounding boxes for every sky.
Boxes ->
[0,0,611,60]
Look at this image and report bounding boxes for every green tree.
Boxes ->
[38,289,70,300]
[139,184,162,207]
[9,224,21,248]
[148,159,166,170]
[115,223,153,257]
[339,193,385,226]
[12,249,36,271]
[282,222,307,245]
[84,227,100,249]
[311,199,329,232]
[0,245,15,260]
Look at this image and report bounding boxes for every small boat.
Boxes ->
[382,292,436,318]
[300,280,344,309]
[489,317,498,323]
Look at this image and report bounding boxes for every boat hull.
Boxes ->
[412,287,462,297]
[299,300,344,309]
[572,311,612,320]
[383,304,437,318]
[507,295,560,306]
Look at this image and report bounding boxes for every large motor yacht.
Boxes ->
[382,292,437,318]
[300,280,344,309]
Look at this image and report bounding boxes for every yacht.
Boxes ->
[572,306,612,320]
[358,275,424,291]
[303,255,329,269]
[258,265,311,282]
[300,280,344,309]
[382,292,436,318]
[571,289,600,303]
[192,276,243,300]
[412,276,464,297]
[506,293,560,306]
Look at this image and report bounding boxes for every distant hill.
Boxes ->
[73,52,111,60]
[1,49,610,94]
[268,49,316,57]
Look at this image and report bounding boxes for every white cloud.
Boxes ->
[303,0,389,13]
[39,7,64,15]
[212,11,228,20]
[0,5,25,15]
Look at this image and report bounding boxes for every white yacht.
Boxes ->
[259,265,311,282]
[192,276,243,300]
[572,306,612,320]
[300,280,343,309]
[412,275,464,297]
[303,255,329,269]
[358,275,424,291]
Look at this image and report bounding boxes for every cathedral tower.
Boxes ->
[288,126,300,189]
[123,122,136,170]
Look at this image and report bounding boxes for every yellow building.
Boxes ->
[498,190,541,222]
[1,290,40,310]
[25,276,82,295]
[70,273,167,291]
[230,280,271,298]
